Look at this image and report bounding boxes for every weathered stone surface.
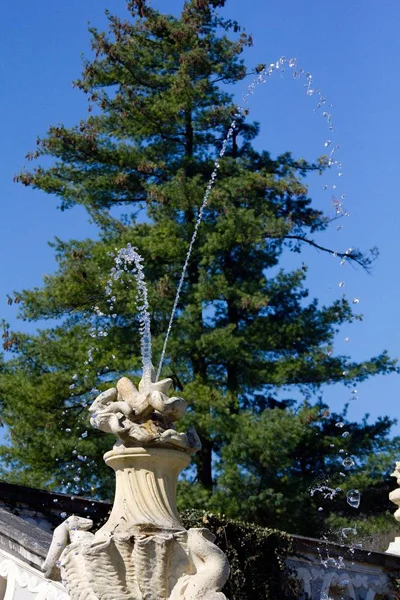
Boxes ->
[0,506,52,570]
[89,371,201,455]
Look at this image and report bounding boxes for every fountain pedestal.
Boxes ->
[98,446,190,535]
[42,375,230,600]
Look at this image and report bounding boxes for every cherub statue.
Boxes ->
[89,368,201,454]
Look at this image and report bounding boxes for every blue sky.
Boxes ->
[1,0,400,434]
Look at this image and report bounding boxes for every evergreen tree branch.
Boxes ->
[283,235,377,272]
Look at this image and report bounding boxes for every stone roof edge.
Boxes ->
[291,533,400,570]
[0,506,51,569]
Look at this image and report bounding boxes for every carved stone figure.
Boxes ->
[391,462,400,487]
[89,369,201,455]
[386,462,400,555]
[43,372,229,599]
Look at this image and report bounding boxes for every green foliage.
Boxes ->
[177,401,400,536]
[181,510,299,600]
[0,0,398,538]
[325,512,396,550]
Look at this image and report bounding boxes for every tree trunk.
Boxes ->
[196,437,213,489]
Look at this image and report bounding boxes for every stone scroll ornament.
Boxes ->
[42,368,230,600]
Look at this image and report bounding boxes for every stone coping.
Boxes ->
[0,480,110,528]
[0,506,52,568]
[292,533,400,570]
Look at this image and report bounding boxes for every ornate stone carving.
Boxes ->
[0,549,68,599]
[289,560,389,600]
[89,370,201,455]
[43,374,229,599]
[386,462,400,555]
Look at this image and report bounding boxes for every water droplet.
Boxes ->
[342,527,356,539]
[339,472,346,477]
[341,431,350,438]
[344,337,350,342]
[65,428,71,433]
[352,298,360,304]
[318,506,323,511]
[347,489,361,509]
[335,422,345,428]
[81,431,88,439]
[60,512,67,519]
[343,457,355,468]
[339,281,345,287]
[53,499,58,503]
[73,476,80,483]
[339,448,345,454]
[342,370,349,376]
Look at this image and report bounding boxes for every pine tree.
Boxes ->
[1,0,397,535]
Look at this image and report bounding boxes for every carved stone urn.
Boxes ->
[43,372,230,600]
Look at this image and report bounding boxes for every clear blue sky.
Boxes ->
[1,0,400,434]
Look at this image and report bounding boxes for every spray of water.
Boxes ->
[108,244,153,390]
[156,56,344,379]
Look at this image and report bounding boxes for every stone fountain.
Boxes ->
[42,368,230,599]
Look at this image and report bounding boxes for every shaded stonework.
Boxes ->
[290,535,400,599]
[0,502,68,599]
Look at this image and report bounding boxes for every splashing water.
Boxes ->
[310,485,340,501]
[346,489,361,509]
[342,456,355,468]
[108,244,153,390]
[156,56,344,379]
